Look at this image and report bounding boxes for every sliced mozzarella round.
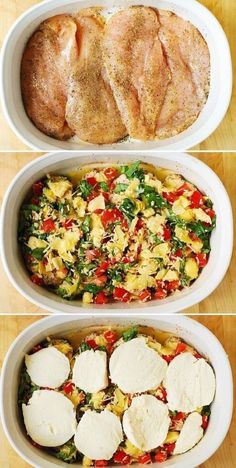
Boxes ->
[164,352,216,412]
[25,346,70,389]
[72,350,108,393]
[174,412,204,454]
[123,395,170,451]
[109,337,167,393]
[74,410,123,460]
[22,390,77,447]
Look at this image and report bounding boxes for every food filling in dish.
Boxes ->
[18,325,216,464]
[18,162,216,304]
[21,6,210,144]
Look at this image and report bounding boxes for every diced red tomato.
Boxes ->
[190,191,204,208]
[138,454,152,464]
[63,219,73,230]
[154,450,167,463]
[156,386,167,402]
[175,342,187,355]
[166,280,180,292]
[87,176,98,186]
[94,209,104,215]
[122,219,129,230]
[30,274,44,286]
[135,218,144,232]
[165,443,176,455]
[176,183,190,196]
[101,208,124,228]
[32,181,44,195]
[85,249,100,261]
[31,197,39,205]
[189,232,201,242]
[170,249,183,261]
[113,287,131,303]
[63,382,75,394]
[205,208,216,219]
[104,167,119,181]
[95,262,110,276]
[102,192,110,201]
[194,352,203,359]
[202,415,209,430]
[139,290,151,302]
[87,191,99,202]
[104,330,117,344]
[95,461,108,467]
[171,412,185,422]
[109,182,116,191]
[94,291,109,304]
[123,257,133,264]
[195,253,208,268]
[162,192,178,204]
[154,288,167,300]
[41,218,55,233]
[113,451,131,464]
[163,227,171,241]
[86,338,97,348]
[162,354,175,364]
[31,344,42,354]
[94,275,108,286]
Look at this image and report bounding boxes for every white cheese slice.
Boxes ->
[25,347,70,389]
[72,350,108,393]
[22,390,77,447]
[123,395,170,451]
[174,412,204,454]
[109,337,167,393]
[74,409,123,459]
[164,352,216,412]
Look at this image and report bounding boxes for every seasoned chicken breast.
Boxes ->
[21,15,78,140]
[156,10,210,139]
[65,8,127,145]
[103,6,170,140]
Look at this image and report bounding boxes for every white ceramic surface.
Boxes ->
[0,151,233,314]
[0,315,233,468]
[0,0,232,151]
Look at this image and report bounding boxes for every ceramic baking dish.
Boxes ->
[0,0,232,151]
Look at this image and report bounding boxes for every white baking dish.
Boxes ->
[0,0,232,151]
[0,314,233,468]
[0,151,233,314]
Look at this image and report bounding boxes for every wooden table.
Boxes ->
[0,151,235,314]
[0,314,235,468]
[0,0,235,151]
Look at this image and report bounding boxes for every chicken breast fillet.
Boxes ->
[21,15,79,140]
[65,8,127,145]
[103,6,170,140]
[156,10,210,139]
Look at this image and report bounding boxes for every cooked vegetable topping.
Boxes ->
[18,326,214,464]
[18,162,216,303]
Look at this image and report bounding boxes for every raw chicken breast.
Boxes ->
[156,10,210,139]
[66,8,127,144]
[103,6,170,140]
[21,15,79,140]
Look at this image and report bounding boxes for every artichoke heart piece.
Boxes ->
[28,236,48,250]
[146,214,166,234]
[175,226,203,253]
[48,179,72,198]
[184,258,199,279]
[73,196,87,217]
[90,214,105,248]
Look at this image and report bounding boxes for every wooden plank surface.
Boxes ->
[0,314,235,468]
[0,151,235,314]
[0,0,235,151]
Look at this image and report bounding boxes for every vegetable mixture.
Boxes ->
[18,326,213,464]
[18,162,216,303]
